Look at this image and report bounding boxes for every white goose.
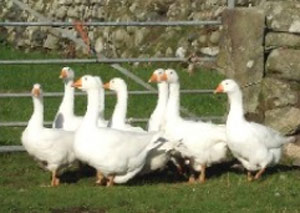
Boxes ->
[147,68,168,132]
[53,67,107,130]
[137,69,172,174]
[72,75,168,186]
[103,77,145,132]
[215,79,295,180]
[162,69,228,183]
[21,84,75,187]
[53,67,83,131]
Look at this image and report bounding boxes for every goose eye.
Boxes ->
[84,77,87,81]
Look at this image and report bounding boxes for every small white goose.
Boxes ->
[53,67,107,130]
[162,69,228,183]
[215,79,295,180]
[103,77,145,132]
[53,67,83,131]
[72,75,168,186]
[21,84,76,187]
[147,68,168,132]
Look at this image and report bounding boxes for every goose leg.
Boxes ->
[96,171,105,185]
[106,175,115,187]
[188,173,196,183]
[188,164,196,184]
[254,167,266,180]
[198,164,206,183]
[247,171,253,182]
[51,170,60,187]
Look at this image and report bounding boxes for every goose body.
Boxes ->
[215,79,295,180]
[21,84,75,186]
[103,78,144,132]
[73,75,167,185]
[162,69,228,182]
[53,67,107,130]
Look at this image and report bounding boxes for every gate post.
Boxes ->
[217,8,265,121]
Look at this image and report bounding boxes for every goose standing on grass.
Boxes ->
[72,75,169,186]
[21,84,75,187]
[53,67,83,131]
[137,69,172,174]
[147,68,168,132]
[103,77,145,132]
[161,69,228,183]
[53,67,107,130]
[215,79,295,181]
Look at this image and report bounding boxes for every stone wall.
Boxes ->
[260,0,300,136]
[0,0,256,59]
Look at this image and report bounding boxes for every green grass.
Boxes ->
[0,43,226,145]
[0,153,299,212]
[1,44,299,212]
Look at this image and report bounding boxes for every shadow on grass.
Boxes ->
[58,160,299,186]
[51,206,107,213]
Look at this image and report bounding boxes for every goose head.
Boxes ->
[148,68,165,83]
[103,78,127,92]
[72,75,100,91]
[214,79,240,94]
[60,67,75,81]
[31,83,43,98]
[162,69,179,84]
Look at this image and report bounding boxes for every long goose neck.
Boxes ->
[227,88,245,123]
[166,82,180,119]
[112,87,128,125]
[28,96,44,129]
[83,88,100,126]
[98,87,105,119]
[59,80,75,116]
[155,82,168,112]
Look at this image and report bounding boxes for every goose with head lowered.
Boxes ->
[162,69,228,183]
[147,68,168,132]
[103,77,145,132]
[72,75,170,186]
[215,79,296,180]
[53,67,107,130]
[21,84,76,187]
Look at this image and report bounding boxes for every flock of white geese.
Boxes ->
[21,67,295,187]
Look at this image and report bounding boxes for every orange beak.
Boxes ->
[161,72,168,81]
[72,78,82,88]
[32,88,40,97]
[103,82,110,90]
[148,74,158,83]
[214,84,224,94]
[59,69,67,79]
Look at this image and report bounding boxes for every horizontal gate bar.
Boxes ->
[0,146,26,153]
[0,116,224,127]
[0,57,215,65]
[0,20,222,27]
[0,89,214,98]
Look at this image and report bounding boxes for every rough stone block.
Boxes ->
[259,1,300,33]
[265,32,300,50]
[265,107,300,135]
[261,77,299,110]
[266,48,300,81]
